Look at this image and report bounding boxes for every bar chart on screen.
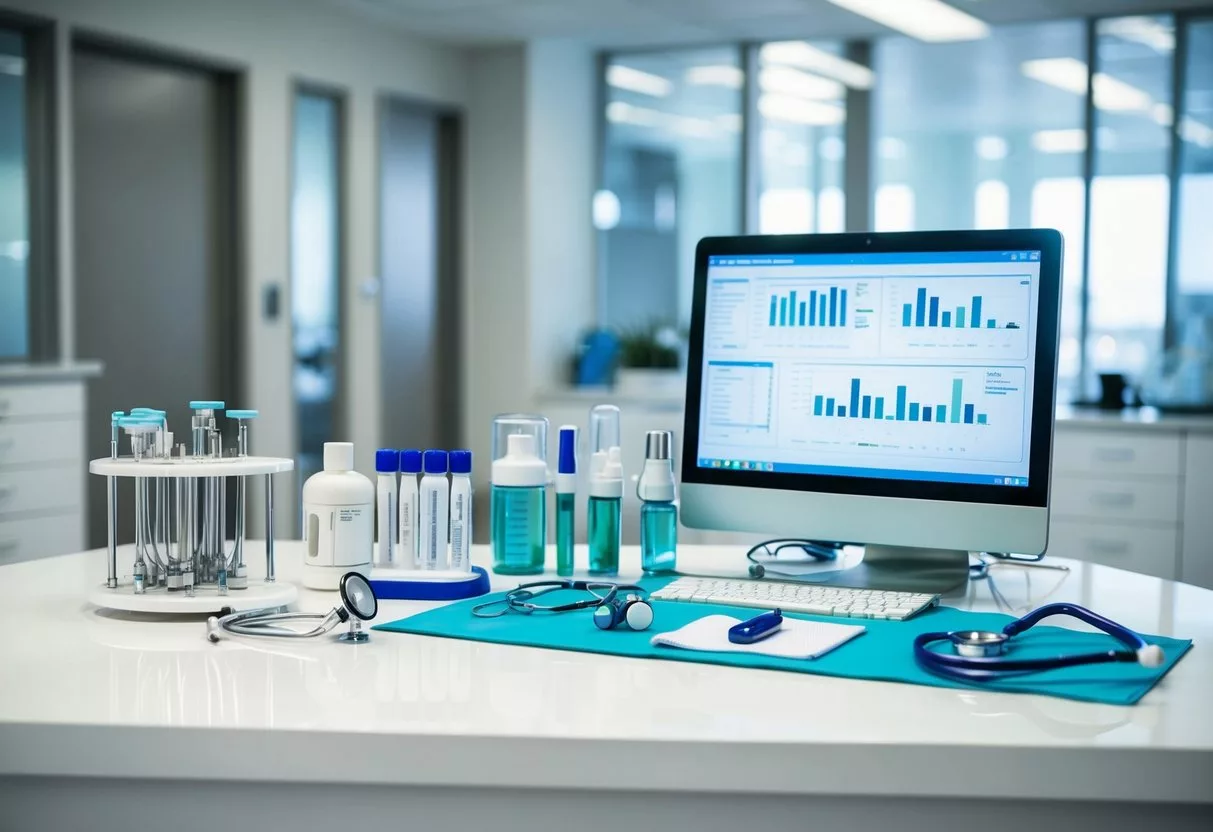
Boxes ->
[779,364,1027,464]
[882,276,1031,359]
[739,278,880,356]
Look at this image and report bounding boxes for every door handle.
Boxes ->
[1094,447,1135,464]
[1090,492,1134,508]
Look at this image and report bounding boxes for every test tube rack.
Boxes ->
[87,403,296,614]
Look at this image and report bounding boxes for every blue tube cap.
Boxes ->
[189,400,225,410]
[449,449,472,475]
[400,449,423,474]
[423,449,448,475]
[225,409,259,419]
[130,408,165,416]
[376,448,400,473]
[558,426,577,475]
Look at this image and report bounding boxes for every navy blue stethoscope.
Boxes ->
[914,602,1165,682]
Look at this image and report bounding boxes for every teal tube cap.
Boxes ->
[225,409,259,419]
[189,400,225,410]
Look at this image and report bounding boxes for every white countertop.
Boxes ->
[0,361,103,382]
[0,544,1210,803]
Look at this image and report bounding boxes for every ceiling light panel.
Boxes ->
[1021,58,1153,113]
[760,66,845,101]
[1031,129,1086,154]
[825,0,989,43]
[760,41,875,90]
[685,65,744,89]
[606,64,672,98]
[758,93,845,126]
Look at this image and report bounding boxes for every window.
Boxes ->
[1173,18,1213,346]
[599,48,742,328]
[872,21,1088,395]
[754,41,850,235]
[1086,15,1175,393]
[291,89,343,486]
[0,24,51,360]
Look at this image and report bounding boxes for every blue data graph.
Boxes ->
[782,364,1028,464]
[884,276,1032,360]
[767,286,847,328]
[811,375,987,424]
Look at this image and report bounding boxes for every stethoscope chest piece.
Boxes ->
[949,630,1009,658]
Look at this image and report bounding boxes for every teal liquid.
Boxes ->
[641,501,677,574]
[587,496,621,575]
[491,484,546,575]
[556,492,575,576]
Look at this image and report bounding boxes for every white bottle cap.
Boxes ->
[590,446,623,498]
[491,433,547,487]
[324,442,354,472]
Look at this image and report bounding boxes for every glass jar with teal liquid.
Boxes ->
[490,415,549,575]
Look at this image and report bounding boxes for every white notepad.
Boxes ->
[650,614,865,660]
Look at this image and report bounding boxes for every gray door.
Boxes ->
[74,45,238,548]
[379,100,461,451]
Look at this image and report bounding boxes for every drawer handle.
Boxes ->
[1094,447,1135,463]
[1084,538,1130,556]
[1090,492,1134,508]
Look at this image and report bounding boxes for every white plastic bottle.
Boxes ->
[302,442,374,590]
[375,449,398,568]
[398,449,421,569]
[448,450,473,573]
[419,450,449,570]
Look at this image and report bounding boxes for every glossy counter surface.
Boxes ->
[0,544,1209,803]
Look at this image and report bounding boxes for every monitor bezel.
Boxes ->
[681,229,1062,509]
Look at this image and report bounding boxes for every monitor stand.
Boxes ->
[809,545,969,594]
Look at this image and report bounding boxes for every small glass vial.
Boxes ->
[638,430,677,575]
[491,415,549,575]
[555,425,577,576]
[588,446,622,575]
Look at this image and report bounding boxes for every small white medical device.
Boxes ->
[302,442,374,590]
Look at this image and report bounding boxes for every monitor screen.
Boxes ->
[695,249,1044,490]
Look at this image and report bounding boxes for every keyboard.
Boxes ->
[651,576,939,621]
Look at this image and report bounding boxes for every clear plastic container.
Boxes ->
[490,414,549,575]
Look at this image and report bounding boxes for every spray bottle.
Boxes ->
[587,404,622,576]
[638,430,677,574]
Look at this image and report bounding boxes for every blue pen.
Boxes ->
[728,609,783,644]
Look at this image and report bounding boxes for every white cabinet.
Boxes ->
[0,367,99,563]
[1050,422,1213,587]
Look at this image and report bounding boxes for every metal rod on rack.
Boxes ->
[265,473,276,583]
[106,413,120,589]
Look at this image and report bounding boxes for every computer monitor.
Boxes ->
[680,230,1063,593]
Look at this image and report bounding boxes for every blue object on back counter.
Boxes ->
[576,329,620,387]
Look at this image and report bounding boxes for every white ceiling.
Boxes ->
[330,0,1212,48]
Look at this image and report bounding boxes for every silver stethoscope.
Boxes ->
[206,571,379,644]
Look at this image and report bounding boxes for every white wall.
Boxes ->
[8,0,468,535]
[464,39,597,500]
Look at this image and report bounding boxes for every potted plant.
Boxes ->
[614,321,686,397]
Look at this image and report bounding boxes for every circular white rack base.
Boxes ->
[89,456,294,478]
[89,580,297,614]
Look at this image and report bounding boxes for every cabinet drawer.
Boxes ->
[0,512,83,564]
[0,466,84,515]
[1053,429,1181,477]
[1048,519,1178,580]
[0,419,84,467]
[1052,476,1182,524]
[0,383,84,419]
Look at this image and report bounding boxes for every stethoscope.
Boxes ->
[206,571,379,644]
[914,602,1165,682]
[471,580,654,631]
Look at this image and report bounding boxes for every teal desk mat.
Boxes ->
[375,581,1193,706]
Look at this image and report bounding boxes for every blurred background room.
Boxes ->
[1,0,1211,583]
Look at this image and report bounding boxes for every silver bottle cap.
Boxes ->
[645,430,672,460]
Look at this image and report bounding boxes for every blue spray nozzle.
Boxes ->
[558,426,577,475]
[449,450,472,475]
[400,449,423,474]
[375,448,400,473]
[423,449,448,475]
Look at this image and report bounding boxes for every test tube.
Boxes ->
[225,410,259,588]
[106,412,123,589]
